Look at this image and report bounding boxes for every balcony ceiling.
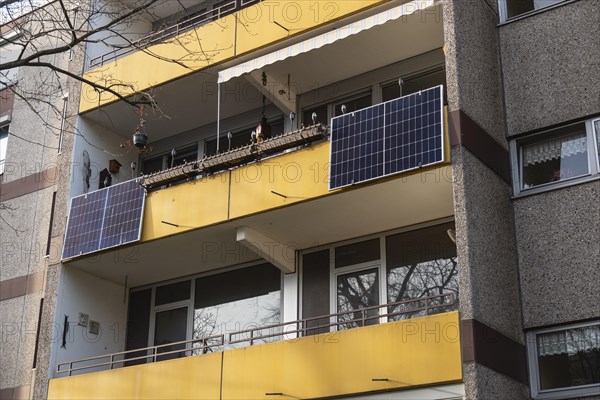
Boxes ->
[68,166,454,288]
[82,2,443,145]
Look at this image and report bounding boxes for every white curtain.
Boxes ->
[538,325,600,357]
[523,133,587,166]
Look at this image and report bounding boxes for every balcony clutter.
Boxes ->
[143,124,327,189]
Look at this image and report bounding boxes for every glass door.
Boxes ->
[153,306,189,361]
[336,267,380,330]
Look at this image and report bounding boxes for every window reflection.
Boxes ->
[192,263,281,353]
[336,268,379,330]
[386,223,458,320]
[537,325,600,391]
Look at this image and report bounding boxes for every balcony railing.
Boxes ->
[142,124,327,189]
[56,293,456,376]
[89,0,261,68]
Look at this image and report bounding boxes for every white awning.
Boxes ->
[218,0,436,84]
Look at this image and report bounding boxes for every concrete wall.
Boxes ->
[443,0,527,398]
[513,182,600,328]
[443,0,506,146]
[500,0,600,328]
[0,3,87,399]
[500,0,600,136]
[48,268,127,378]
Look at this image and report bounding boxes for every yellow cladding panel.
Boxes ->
[229,141,331,219]
[235,0,386,55]
[221,312,462,399]
[141,173,230,241]
[79,15,236,113]
[47,353,222,400]
[48,313,460,399]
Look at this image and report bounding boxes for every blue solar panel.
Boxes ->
[62,189,107,259]
[99,179,145,249]
[62,179,145,260]
[329,85,444,190]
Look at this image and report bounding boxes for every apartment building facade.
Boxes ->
[0,1,87,399]
[0,0,598,399]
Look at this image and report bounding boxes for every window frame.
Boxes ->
[526,320,600,399]
[330,260,386,329]
[299,217,457,331]
[498,0,573,24]
[510,118,600,197]
[129,260,284,354]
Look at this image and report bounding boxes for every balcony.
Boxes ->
[49,304,461,400]
[64,111,453,285]
[80,0,395,112]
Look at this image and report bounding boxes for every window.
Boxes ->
[0,124,8,174]
[333,94,372,117]
[141,144,198,175]
[302,104,328,127]
[381,67,447,103]
[499,0,568,22]
[301,221,458,333]
[124,263,281,360]
[386,223,458,320]
[527,321,600,399]
[302,91,372,127]
[192,263,281,351]
[511,118,600,196]
[204,118,284,156]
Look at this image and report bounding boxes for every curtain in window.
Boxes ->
[538,325,600,357]
[523,133,587,166]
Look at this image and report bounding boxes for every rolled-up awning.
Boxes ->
[217,0,435,84]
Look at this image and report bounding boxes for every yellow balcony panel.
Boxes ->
[228,141,331,219]
[79,15,237,113]
[234,0,388,56]
[222,311,462,399]
[48,313,461,400]
[141,173,230,241]
[47,352,222,400]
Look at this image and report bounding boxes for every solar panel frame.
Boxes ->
[62,189,108,259]
[329,85,445,190]
[62,178,146,260]
[99,179,146,250]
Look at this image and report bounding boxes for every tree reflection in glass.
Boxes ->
[336,268,379,330]
[387,258,458,320]
[192,291,281,354]
[386,223,459,320]
[191,263,281,354]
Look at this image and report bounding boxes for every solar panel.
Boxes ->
[62,179,145,260]
[329,85,445,190]
[99,179,146,249]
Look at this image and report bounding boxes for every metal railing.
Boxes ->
[89,0,261,68]
[142,124,328,189]
[56,293,456,377]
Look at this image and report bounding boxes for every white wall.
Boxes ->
[69,117,139,198]
[49,268,128,377]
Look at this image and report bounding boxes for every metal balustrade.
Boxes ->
[56,293,456,376]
